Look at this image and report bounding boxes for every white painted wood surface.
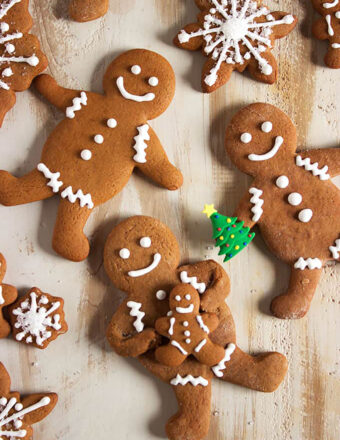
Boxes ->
[0,1,339,439]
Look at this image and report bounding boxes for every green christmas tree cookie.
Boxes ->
[203,204,255,262]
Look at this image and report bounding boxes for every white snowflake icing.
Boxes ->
[0,394,50,438]
[178,0,294,86]
[12,291,62,346]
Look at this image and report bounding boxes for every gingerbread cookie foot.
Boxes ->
[69,0,109,22]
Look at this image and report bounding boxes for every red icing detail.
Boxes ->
[232,225,236,228]
[217,227,221,231]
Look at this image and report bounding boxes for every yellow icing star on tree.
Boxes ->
[202,204,217,218]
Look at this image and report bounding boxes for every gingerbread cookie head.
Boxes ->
[103,49,175,120]
[225,103,297,176]
[169,284,200,316]
[311,0,339,15]
[0,362,57,439]
[104,216,180,292]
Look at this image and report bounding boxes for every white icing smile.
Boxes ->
[116,76,155,102]
[248,136,283,161]
[128,253,161,277]
[176,304,194,314]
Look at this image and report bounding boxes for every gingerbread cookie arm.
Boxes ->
[20,393,58,424]
[312,17,329,41]
[154,316,171,337]
[106,299,159,358]
[233,187,261,229]
[200,313,219,333]
[297,148,340,177]
[35,74,82,112]
[135,125,183,191]
[0,284,18,338]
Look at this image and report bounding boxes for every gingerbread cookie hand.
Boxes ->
[69,0,109,22]
[0,253,18,339]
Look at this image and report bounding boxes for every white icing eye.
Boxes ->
[119,248,130,259]
[156,290,167,300]
[107,118,117,128]
[185,294,191,300]
[175,295,181,301]
[94,134,104,144]
[80,149,92,161]
[240,132,252,143]
[276,175,289,189]
[288,192,302,206]
[261,121,273,133]
[140,237,151,248]
[131,65,141,75]
[148,77,159,87]
[298,209,313,223]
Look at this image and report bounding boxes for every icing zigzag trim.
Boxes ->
[249,187,264,221]
[329,238,340,259]
[180,271,206,293]
[212,343,236,377]
[295,155,330,180]
[170,374,209,387]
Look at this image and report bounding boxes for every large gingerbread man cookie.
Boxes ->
[312,0,340,68]
[0,253,17,339]
[224,102,340,319]
[174,0,297,93]
[69,0,109,22]
[0,49,183,262]
[0,362,57,439]
[105,216,287,440]
[0,0,48,126]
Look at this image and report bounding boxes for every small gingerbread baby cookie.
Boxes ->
[0,0,48,126]
[0,362,57,439]
[69,0,109,22]
[311,0,340,68]
[155,284,225,367]
[8,287,67,349]
[174,0,297,93]
[224,102,340,319]
[0,49,183,262]
[0,253,18,339]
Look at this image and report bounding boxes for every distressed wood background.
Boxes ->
[0,0,339,439]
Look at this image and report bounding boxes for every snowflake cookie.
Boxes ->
[0,253,17,339]
[0,362,57,439]
[174,0,297,93]
[312,0,340,68]
[69,0,109,22]
[9,287,68,349]
[0,0,48,126]
[225,102,340,319]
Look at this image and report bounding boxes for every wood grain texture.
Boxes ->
[0,0,339,439]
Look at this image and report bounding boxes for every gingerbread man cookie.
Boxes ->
[0,49,183,262]
[8,287,68,349]
[174,0,297,93]
[224,102,340,319]
[312,0,340,68]
[105,216,287,440]
[69,0,109,22]
[0,0,48,126]
[155,284,225,367]
[0,362,57,439]
[0,253,17,339]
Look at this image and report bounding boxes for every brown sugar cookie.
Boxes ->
[155,284,225,367]
[0,49,183,262]
[312,0,340,68]
[0,0,48,126]
[105,215,288,440]
[0,253,17,339]
[174,0,297,93]
[8,287,68,349]
[224,102,340,319]
[0,362,57,439]
[69,0,109,22]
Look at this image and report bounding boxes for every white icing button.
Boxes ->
[2,67,12,77]
[276,175,289,189]
[184,330,190,337]
[185,338,191,344]
[336,11,340,19]
[185,294,191,300]
[288,192,302,206]
[119,248,130,259]
[80,149,92,161]
[175,295,181,301]
[156,290,167,300]
[148,77,159,87]
[298,209,313,223]
[140,236,151,248]
[107,118,117,128]
[167,311,173,316]
[261,121,273,133]
[131,65,141,75]
[183,321,189,327]
[1,22,9,32]
[240,132,252,143]
[15,403,23,411]
[94,134,104,144]
[6,43,15,53]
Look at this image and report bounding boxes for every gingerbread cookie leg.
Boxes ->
[0,169,53,206]
[270,265,323,319]
[52,198,93,262]
[69,0,109,22]
[215,345,288,392]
